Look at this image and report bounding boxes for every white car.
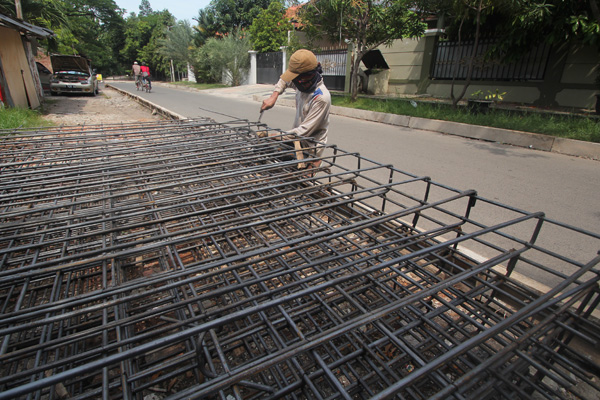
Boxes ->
[50,55,98,96]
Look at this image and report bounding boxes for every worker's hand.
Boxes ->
[257,131,269,138]
[261,92,279,111]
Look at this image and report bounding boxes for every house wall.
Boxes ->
[380,34,599,110]
[379,37,426,95]
[0,26,40,108]
[556,43,599,109]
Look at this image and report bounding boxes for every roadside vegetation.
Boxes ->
[0,107,53,131]
[169,82,229,90]
[332,96,600,143]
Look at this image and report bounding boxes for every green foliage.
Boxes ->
[301,0,425,100]
[0,107,52,130]
[194,0,271,37]
[170,81,228,90]
[198,29,252,86]
[121,15,147,67]
[55,0,126,75]
[484,89,506,102]
[194,8,221,46]
[138,0,153,17]
[301,0,424,49]
[121,9,176,79]
[249,1,293,52]
[470,89,485,99]
[470,89,506,102]
[158,20,195,65]
[431,0,600,55]
[0,0,69,32]
[0,0,126,74]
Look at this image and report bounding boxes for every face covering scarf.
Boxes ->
[293,64,323,93]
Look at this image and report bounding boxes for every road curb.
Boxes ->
[255,94,600,161]
[106,84,187,121]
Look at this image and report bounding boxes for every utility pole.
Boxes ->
[15,0,23,19]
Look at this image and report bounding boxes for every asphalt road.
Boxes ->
[109,81,600,288]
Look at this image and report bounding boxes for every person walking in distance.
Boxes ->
[131,61,141,87]
[260,49,331,171]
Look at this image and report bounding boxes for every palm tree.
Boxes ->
[0,0,69,28]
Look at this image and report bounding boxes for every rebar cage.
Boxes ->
[0,119,598,400]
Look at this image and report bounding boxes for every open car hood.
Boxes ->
[50,55,92,74]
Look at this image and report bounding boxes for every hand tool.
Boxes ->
[293,140,306,169]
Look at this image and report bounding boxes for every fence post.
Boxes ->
[344,43,353,93]
[248,50,257,85]
[280,46,288,77]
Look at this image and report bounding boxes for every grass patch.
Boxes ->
[0,106,53,131]
[332,96,600,143]
[170,81,229,90]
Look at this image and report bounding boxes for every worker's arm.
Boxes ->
[261,91,279,111]
[261,79,293,111]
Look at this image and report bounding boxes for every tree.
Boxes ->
[121,8,176,79]
[490,1,600,49]
[194,8,221,46]
[198,28,251,86]
[0,0,69,31]
[158,20,195,64]
[195,0,272,37]
[448,0,493,108]
[158,20,196,80]
[138,0,153,17]
[416,0,600,107]
[301,0,425,101]
[56,0,127,74]
[249,1,293,52]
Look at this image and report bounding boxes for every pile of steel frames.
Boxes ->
[0,118,598,399]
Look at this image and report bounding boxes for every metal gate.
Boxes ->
[257,52,283,84]
[431,39,551,81]
[316,49,347,91]
[257,50,347,91]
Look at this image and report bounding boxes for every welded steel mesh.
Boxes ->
[0,119,598,400]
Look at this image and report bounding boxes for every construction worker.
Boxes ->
[261,49,331,171]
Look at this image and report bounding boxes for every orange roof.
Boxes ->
[285,4,303,29]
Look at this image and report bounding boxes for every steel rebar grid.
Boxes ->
[0,119,598,400]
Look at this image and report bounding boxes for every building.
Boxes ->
[380,29,599,110]
[0,13,54,108]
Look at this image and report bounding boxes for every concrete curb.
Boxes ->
[255,94,600,161]
[106,84,187,121]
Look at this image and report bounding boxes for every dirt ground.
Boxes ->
[42,83,164,126]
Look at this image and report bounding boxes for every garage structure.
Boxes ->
[0,13,54,108]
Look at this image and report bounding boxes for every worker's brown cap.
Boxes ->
[281,49,318,82]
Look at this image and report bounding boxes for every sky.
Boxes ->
[113,0,211,22]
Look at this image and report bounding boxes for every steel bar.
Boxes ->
[0,119,598,400]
